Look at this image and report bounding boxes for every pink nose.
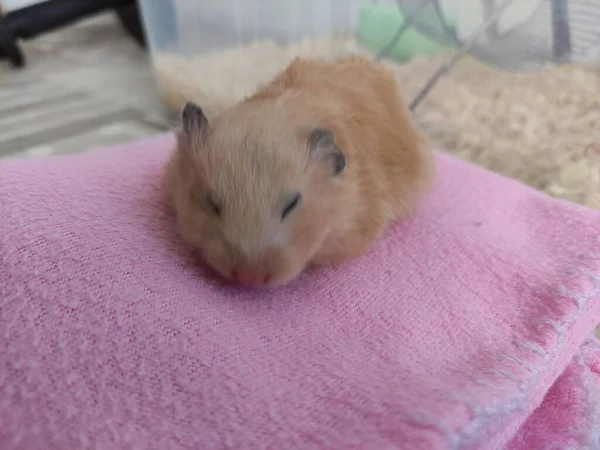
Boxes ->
[230,268,271,285]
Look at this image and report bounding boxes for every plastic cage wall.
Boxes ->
[137,0,600,118]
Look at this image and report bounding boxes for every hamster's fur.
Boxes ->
[165,55,434,287]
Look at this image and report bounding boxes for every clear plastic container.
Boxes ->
[137,1,600,121]
[136,0,460,121]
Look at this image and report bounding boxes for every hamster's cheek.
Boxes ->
[177,210,216,247]
[175,209,201,242]
[292,221,329,263]
[268,265,303,287]
[199,239,233,280]
[268,248,311,287]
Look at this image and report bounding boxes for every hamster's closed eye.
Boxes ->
[281,193,301,220]
[206,191,221,217]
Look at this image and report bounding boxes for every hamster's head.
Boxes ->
[167,101,348,287]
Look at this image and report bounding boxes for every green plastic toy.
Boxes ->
[357,3,457,62]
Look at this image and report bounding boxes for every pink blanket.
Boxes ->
[1,133,599,449]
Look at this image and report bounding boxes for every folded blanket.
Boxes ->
[508,335,600,449]
[1,133,599,450]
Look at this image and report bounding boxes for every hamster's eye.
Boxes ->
[206,192,221,216]
[282,193,301,220]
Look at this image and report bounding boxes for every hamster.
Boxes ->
[164,55,435,287]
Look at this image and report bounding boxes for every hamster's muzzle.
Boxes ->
[229,265,271,286]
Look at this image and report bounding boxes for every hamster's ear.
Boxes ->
[181,101,208,134]
[308,128,346,175]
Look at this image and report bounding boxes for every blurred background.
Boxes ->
[0,0,599,208]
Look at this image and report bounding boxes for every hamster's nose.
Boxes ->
[230,267,271,285]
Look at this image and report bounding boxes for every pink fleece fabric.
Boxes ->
[508,335,600,449]
[1,133,600,450]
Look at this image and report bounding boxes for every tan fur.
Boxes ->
[165,55,435,286]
